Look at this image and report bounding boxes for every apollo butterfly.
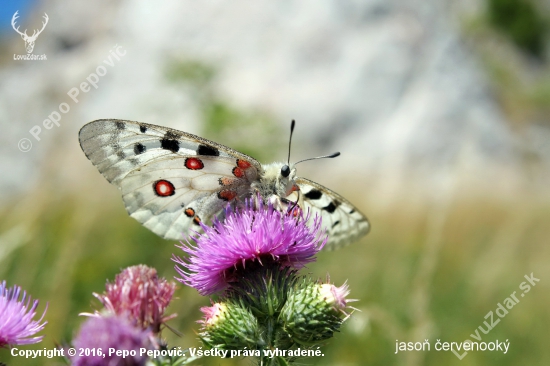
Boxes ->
[79,119,370,249]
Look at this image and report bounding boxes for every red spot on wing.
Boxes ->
[184,208,195,217]
[153,180,175,197]
[185,157,204,170]
[232,159,253,178]
[218,190,237,201]
[237,159,251,169]
[232,167,244,178]
[193,215,201,225]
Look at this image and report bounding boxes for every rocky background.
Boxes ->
[0,0,548,200]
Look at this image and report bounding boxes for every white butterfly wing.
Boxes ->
[79,119,261,240]
[293,178,370,250]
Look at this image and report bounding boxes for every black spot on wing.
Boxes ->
[134,143,146,155]
[139,124,147,133]
[161,139,179,152]
[349,209,355,214]
[197,144,219,156]
[115,121,125,130]
[332,220,340,228]
[304,189,322,200]
[160,131,180,153]
[323,202,337,213]
[323,200,340,214]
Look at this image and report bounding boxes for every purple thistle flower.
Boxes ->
[173,199,326,295]
[0,281,47,348]
[93,265,176,333]
[71,315,152,366]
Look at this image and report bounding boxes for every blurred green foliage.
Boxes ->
[487,0,547,58]
[0,171,548,365]
[462,1,550,129]
[481,55,550,127]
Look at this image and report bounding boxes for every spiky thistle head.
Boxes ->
[174,199,326,295]
[0,281,47,348]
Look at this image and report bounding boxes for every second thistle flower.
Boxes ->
[0,281,47,348]
[93,265,176,333]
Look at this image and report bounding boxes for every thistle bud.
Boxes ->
[199,301,262,350]
[279,280,351,345]
[228,266,298,318]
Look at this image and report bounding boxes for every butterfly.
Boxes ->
[78,119,370,249]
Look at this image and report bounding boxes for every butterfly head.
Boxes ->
[279,163,300,196]
[255,162,299,199]
[262,117,340,199]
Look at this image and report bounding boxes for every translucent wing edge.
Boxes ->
[78,119,263,184]
[296,177,370,249]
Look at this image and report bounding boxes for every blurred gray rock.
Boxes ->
[0,0,545,202]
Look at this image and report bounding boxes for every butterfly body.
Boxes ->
[79,119,369,249]
[251,162,298,206]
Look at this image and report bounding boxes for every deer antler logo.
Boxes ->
[11,11,49,54]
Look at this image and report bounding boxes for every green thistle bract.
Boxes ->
[279,281,350,346]
[199,301,262,350]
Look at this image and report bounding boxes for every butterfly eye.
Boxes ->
[281,165,290,178]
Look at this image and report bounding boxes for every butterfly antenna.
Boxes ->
[294,151,340,166]
[287,119,296,165]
